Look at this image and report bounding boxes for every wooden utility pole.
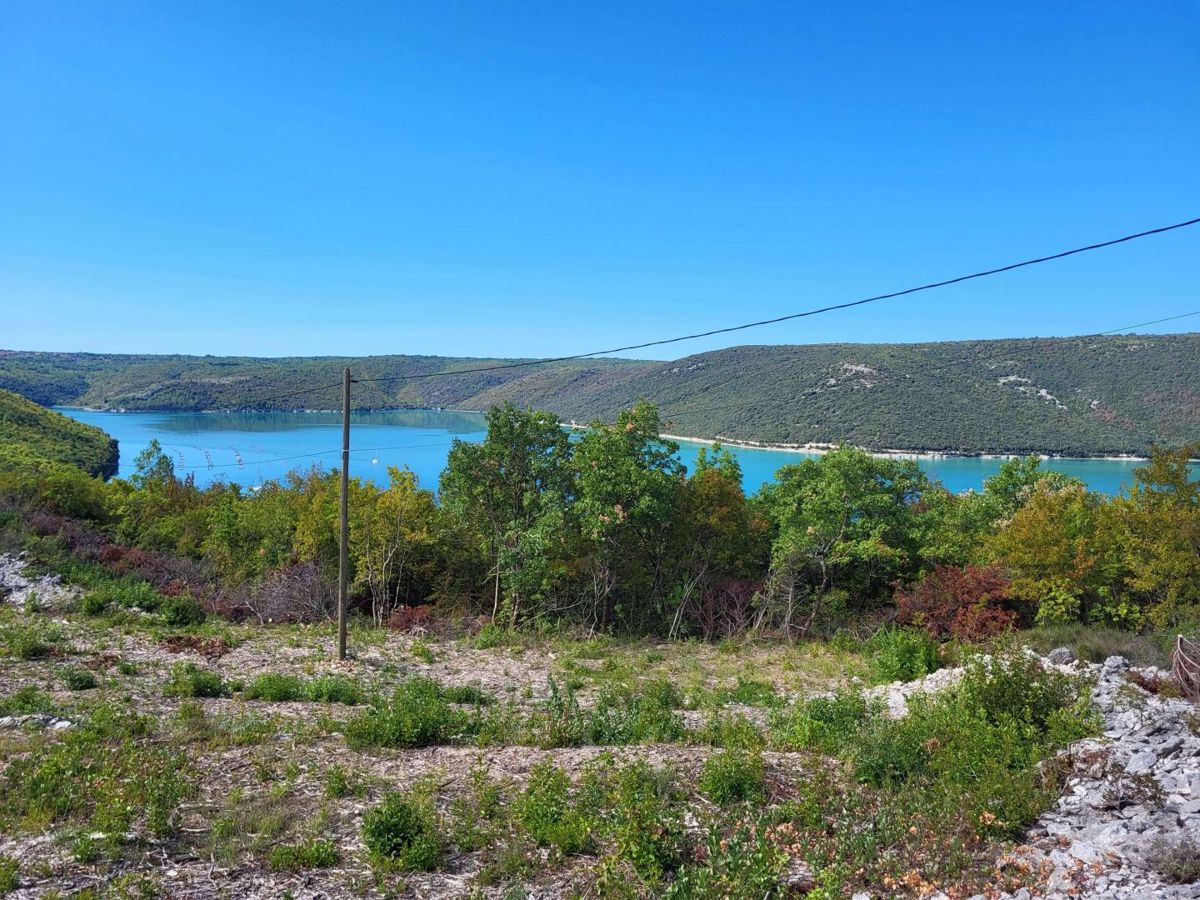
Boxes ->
[337,367,350,659]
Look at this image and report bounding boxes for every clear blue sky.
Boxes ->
[3,2,1198,360]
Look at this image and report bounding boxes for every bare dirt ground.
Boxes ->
[0,586,866,900]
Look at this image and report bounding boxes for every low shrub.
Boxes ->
[268,837,339,871]
[447,762,508,853]
[387,603,433,633]
[956,650,1090,734]
[667,821,784,899]
[80,581,165,615]
[344,677,468,750]
[362,792,444,871]
[1148,835,1200,884]
[63,668,97,691]
[323,764,366,800]
[244,673,306,702]
[305,674,363,705]
[896,565,1016,640]
[588,679,685,745]
[472,622,508,650]
[721,677,779,707]
[441,683,494,705]
[80,591,111,616]
[579,756,685,885]
[160,593,206,627]
[514,760,592,853]
[164,662,228,699]
[0,855,17,894]
[1021,623,1169,668]
[698,749,765,803]
[770,690,875,754]
[410,639,436,663]
[866,626,941,683]
[0,703,192,852]
[0,685,55,716]
[173,701,274,747]
[696,708,766,750]
[0,620,63,659]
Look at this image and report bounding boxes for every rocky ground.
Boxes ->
[1,554,1198,899]
[996,654,1200,900]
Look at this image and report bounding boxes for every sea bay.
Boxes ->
[57,408,1173,496]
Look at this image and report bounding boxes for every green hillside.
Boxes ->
[0,388,119,478]
[1,332,1198,456]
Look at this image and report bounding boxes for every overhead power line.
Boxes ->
[650,309,1200,426]
[351,215,1200,388]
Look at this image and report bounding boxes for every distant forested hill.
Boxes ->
[2,332,1198,457]
[0,388,119,478]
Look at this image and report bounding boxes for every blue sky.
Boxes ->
[2,2,1198,360]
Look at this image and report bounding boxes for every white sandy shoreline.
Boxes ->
[57,406,1161,463]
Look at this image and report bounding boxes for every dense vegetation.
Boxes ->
[0,388,118,479]
[2,401,1197,640]
[0,400,1195,896]
[3,331,1198,455]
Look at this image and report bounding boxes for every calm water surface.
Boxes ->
[59,408,1163,496]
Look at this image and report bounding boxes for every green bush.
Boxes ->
[268,837,339,871]
[472,622,507,649]
[344,677,468,750]
[770,690,876,754]
[80,591,111,616]
[956,651,1088,733]
[164,662,228,699]
[305,674,362,705]
[0,685,55,716]
[323,764,366,799]
[514,761,592,853]
[696,708,767,750]
[244,673,306,702]
[0,855,17,894]
[63,668,97,691]
[589,679,685,745]
[698,749,765,803]
[361,792,444,871]
[581,758,685,884]
[867,627,941,683]
[82,582,164,615]
[666,821,784,899]
[441,683,494,705]
[0,703,192,850]
[1,620,63,659]
[160,594,206,627]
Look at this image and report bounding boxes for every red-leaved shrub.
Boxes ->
[387,604,434,633]
[896,565,1016,641]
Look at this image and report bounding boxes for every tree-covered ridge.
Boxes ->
[2,331,1198,456]
[0,388,118,479]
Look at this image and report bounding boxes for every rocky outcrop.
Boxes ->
[0,553,79,610]
[1000,655,1200,899]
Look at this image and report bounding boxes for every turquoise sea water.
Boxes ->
[58,408,1170,496]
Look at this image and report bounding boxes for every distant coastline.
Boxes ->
[55,405,1188,464]
[561,422,1157,463]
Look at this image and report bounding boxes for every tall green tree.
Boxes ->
[572,401,684,632]
[1114,444,1200,627]
[439,403,573,624]
[755,447,929,636]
